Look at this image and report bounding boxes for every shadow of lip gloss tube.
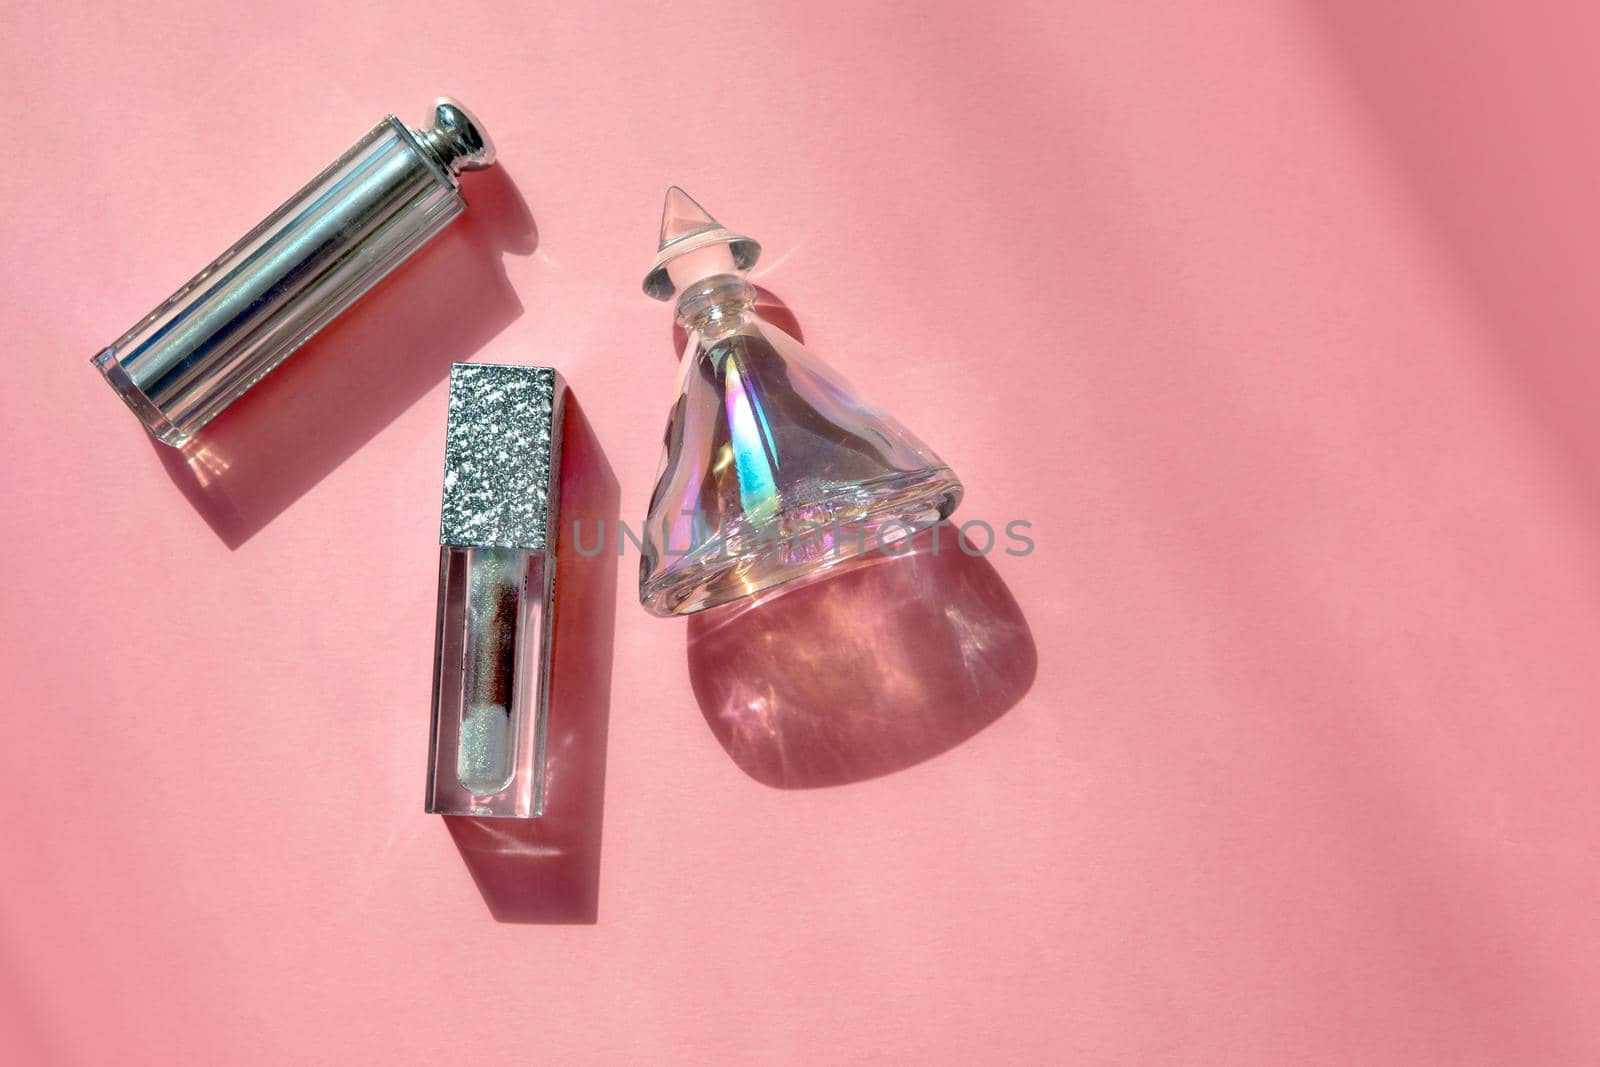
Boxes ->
[427,364,566,819]
[91,97,497,448]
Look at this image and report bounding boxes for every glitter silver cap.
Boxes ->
[439,364,566,549]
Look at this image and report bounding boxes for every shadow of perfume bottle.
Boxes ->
[444,395,620,923]
[686,523,1037,789]
[151,165,537,549]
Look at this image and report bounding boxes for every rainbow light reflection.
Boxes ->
[723,358,780,525]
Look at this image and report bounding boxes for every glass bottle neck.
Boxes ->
[674,274,757,338]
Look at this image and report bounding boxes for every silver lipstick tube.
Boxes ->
[92,98,496,447]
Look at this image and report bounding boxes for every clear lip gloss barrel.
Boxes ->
[427,365,566,818]
[92,98,496,447]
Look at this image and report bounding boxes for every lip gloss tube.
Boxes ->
[427,364,566,818]
[92,98,496,447]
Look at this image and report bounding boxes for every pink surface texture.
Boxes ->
[4,1,1600,1063]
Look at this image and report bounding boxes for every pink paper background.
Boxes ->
[5,1,1600,1063]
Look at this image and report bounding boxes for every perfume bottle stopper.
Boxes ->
[643,185,762,301]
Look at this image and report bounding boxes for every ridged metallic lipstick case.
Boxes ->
[427,364,566,818]
[92,98,496,447]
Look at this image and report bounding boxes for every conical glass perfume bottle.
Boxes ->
[639,187,962,616]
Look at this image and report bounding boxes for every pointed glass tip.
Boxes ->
[643,186,762,301]
[658,186,721,248]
